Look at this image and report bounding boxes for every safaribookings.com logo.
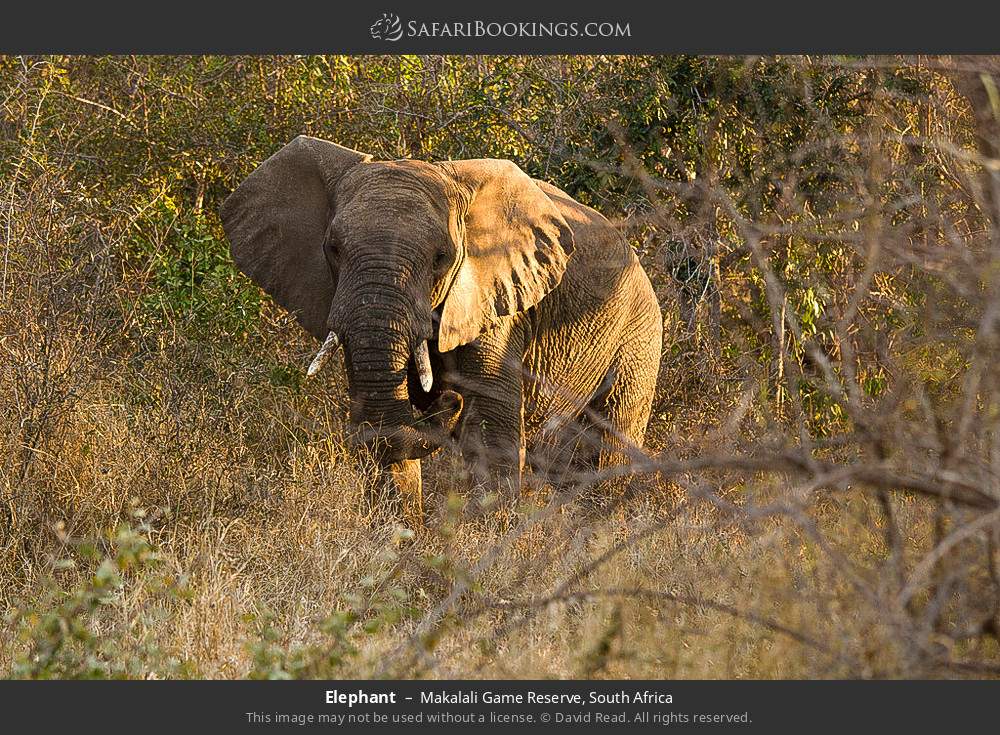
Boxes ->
[370,13,631,41]
[370,13,404,41]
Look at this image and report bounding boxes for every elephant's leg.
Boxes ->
[575,338,660,503]
[452,321,527,510]
[598,288,662,474]
[459,393,524,505]
[356,390,463,527]
[371,458,423,527]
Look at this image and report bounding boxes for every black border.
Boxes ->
[1,680,998,732]
[3,1,1000,54]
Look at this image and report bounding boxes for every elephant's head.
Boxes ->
[220,136,574,463]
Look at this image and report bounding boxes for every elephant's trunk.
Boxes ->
[350,389,463,461]
[322,274,459,462]
[346,326,459,460]
[307,330,433,394]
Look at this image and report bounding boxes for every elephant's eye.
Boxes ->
[434,248,450,271]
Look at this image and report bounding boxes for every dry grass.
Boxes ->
[1,303,987,679]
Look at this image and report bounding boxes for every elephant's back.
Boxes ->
[533,178,654,313]
[533,179,633,279]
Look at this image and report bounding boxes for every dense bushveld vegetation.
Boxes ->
[2,55,1000,678]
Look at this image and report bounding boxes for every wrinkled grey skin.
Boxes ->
[221,136,662,521]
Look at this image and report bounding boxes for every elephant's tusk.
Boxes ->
[307,331,339,377]
[414,340,433,392]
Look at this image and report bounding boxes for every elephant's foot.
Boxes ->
[464,464,521,525]
[369,458,423,529]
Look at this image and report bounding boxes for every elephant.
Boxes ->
[221,136,662,521]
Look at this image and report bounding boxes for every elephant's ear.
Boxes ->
[220,136,371,339]
[437,159,575,352]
